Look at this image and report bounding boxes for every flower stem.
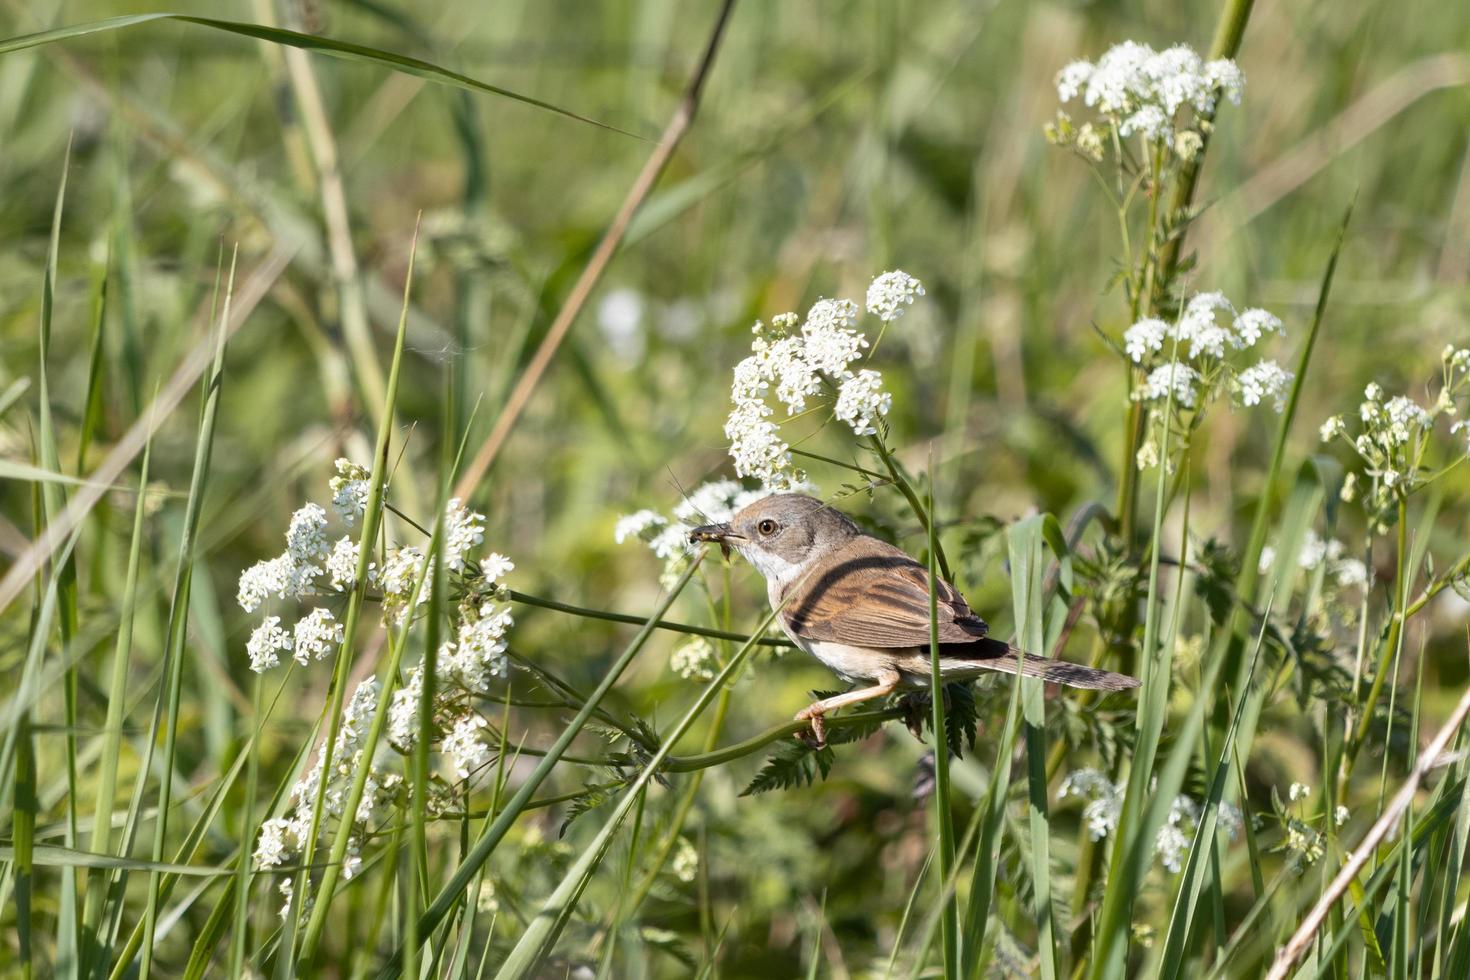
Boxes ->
[868,434,952,580]
[506,588,792,647]
[1346,495,1410,768]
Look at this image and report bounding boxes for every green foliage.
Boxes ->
[741,739,836,797]
[3,0,1470,977]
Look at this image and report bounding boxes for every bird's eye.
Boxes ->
[757,519,778,536]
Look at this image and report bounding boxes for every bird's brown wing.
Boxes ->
[781,535,990,648]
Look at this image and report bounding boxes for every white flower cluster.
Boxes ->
[726,272,922,486]
[386,594,514,778]
[1128,293,1292,472]
[1320,351,1470,526]
[670,836,700,883]
[1235,360,1294,413]
[254,677,404,916]
[329,458,369,526]
[670,636,717,681]
[866,271,925,323]
[239,467,504,665]
[252,669,473,913]
[1258,530,1369,592]
[1059,768,1121,841]
[1060,768,1241,874]
[245,464,518,920]
[1126,292,1289,415]
[1049,41,1243,161]
[615,479,810,590]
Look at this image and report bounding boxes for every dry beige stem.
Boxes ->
[1266,676,1470,980]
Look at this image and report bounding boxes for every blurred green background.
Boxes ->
[3,0,1470,973]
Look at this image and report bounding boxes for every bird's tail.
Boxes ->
[942,638,1140,692]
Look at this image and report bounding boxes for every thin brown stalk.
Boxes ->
[1266,676,1470,980]
[453,0,739,500]
[265,0,385,415]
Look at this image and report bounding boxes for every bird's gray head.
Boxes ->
[688,493,859,585]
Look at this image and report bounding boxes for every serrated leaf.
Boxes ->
[741,739,836,796]
[558,783,615,838]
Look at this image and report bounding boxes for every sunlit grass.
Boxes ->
[4,0,1470,977]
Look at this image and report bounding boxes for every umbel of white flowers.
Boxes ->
[725,270,923,488]
[1318,348,1470,524]
[243,460,518,919]
[1124,291,1295,470]
[1047,41,1244,163]
[1059,768,1242,874]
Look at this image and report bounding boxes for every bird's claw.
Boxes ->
[794,706,827,749]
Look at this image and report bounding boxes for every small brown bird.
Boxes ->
[689,493,1138,745]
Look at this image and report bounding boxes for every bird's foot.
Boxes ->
[794,704,828,749]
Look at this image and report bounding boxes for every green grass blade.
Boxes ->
[1,846,232,877]
[79,438,151,972]
[34,136,83,980]
[884,846,937,978]
[1234,200,1354,613]
[0,14,640,139]
[0,460,145,490]
[139,248,237,978]
[14,711,37,979]
[926,478,958,977]
[1011,514,1059,980]
[959,628,1026,973]
[293,224,425,966]
[1158,622,1269,978]
[379,555,708,977]
[0,377,31,418]
[491,560,778,980]
[75,258,109,472]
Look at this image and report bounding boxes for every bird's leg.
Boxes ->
[794,669,901,749]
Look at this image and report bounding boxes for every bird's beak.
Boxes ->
[688,522,737,544]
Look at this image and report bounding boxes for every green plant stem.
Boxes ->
[869,434,951,580]
[506,588,792,647]
[926,481,958,978]
[377,556,707,975]
[1402,551,1470,619]
[291,225,421,963]
[139,251,235,978]
[1348,495,1410,767]
[790,446,888,482]
[614,688,735,931]
[81,442,149,965]
[1114,145,1161,548]
[1157,0,1258,278]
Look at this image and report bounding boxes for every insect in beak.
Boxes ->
[688,523,740,559]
